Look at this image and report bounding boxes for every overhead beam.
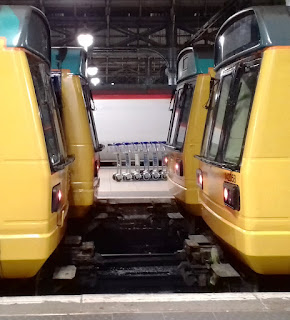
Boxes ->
[111,26,166,47]
[183,0,237,46]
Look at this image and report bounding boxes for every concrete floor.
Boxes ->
[0,293,289,319]
[96,167,172,203]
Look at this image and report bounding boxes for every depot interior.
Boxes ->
[0,0,289,297]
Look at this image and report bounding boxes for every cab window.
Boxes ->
[82,83,100,151]
[51,73,62,109]
[28,54,66,170]
[167,89,181,145]
[223,67,258,165]
[175,85,194,150]
[200,62,259,170]
[200,80,218,156]
[207,74,232,159]
[167,83,194,150]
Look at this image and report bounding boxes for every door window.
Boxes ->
[167,83,194,150]
[207,75,232,159]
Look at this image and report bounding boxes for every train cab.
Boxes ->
[51,47,103,218]
[166,48,214,216]
[196,6,290,274]
[0,5,72,278]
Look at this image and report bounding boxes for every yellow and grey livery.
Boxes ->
[0,5,73,278]
[166,48,214,216]
[51,47,103,218]
[196,6,290,275]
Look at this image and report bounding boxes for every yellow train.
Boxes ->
[0,5,73,278]
[166,48,214,216]
[196,6,290,274]
[51,48,103,218]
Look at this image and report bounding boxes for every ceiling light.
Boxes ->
[77,33,94,51]
[91,77,100,86]
[87,66,98,76]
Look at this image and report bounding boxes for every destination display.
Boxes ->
[177,48,213,83]
[215,11,260,66]
[215,11,260,68]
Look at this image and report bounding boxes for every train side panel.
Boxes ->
[61,71,95,218]
[200,47,290,274]
[0,45,68,278]
[168,73,212,215]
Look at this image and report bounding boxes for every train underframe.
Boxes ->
[0,201,288,295]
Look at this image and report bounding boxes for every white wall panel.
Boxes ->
[93,96,171,161]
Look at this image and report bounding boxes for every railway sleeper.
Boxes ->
[179,235,241,289]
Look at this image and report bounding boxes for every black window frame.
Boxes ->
[206,72,234,162]
[51,72,62,111]
[27,53,67,172]
[166,82,194,151]
[221,60,260,167]
[81,79,100,152]
[198,58,260,171]
[167,88,181,145]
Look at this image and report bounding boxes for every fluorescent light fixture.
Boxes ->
[77,33,94,51]
[91,77,100,86]
[87,66,99,76]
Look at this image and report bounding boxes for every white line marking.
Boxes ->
[254,293,290,300]
[0,295,80,305]
[82,293,258,303]
[0,293,289,306]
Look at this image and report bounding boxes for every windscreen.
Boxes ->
[200,62,260,169]
[82,82,100,151]
[28,54,66,170]
[167,83,194,150]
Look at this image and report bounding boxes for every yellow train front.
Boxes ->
[51,48,103,218]
[0,6,72,278]
[166,48,214,216]
[196,6,290,274]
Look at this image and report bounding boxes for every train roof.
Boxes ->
[51,47,87,78]
[177,47,213,83]
[215,6,290,70]
[0,5,50,64]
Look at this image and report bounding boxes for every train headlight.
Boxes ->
[223,182,240,211]
[52,184,62,213]
[196,169,203,189]
[164,156,168,165]
[175,160,183,176]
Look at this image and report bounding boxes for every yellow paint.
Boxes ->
[60,71,95,218]
[167,70,214,215]
[0,46,69,278]
[199,48,290,274]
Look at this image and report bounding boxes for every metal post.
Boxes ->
[166,0,177,85]
[105,0,111,47]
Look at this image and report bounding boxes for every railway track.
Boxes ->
[0,202,289,295]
